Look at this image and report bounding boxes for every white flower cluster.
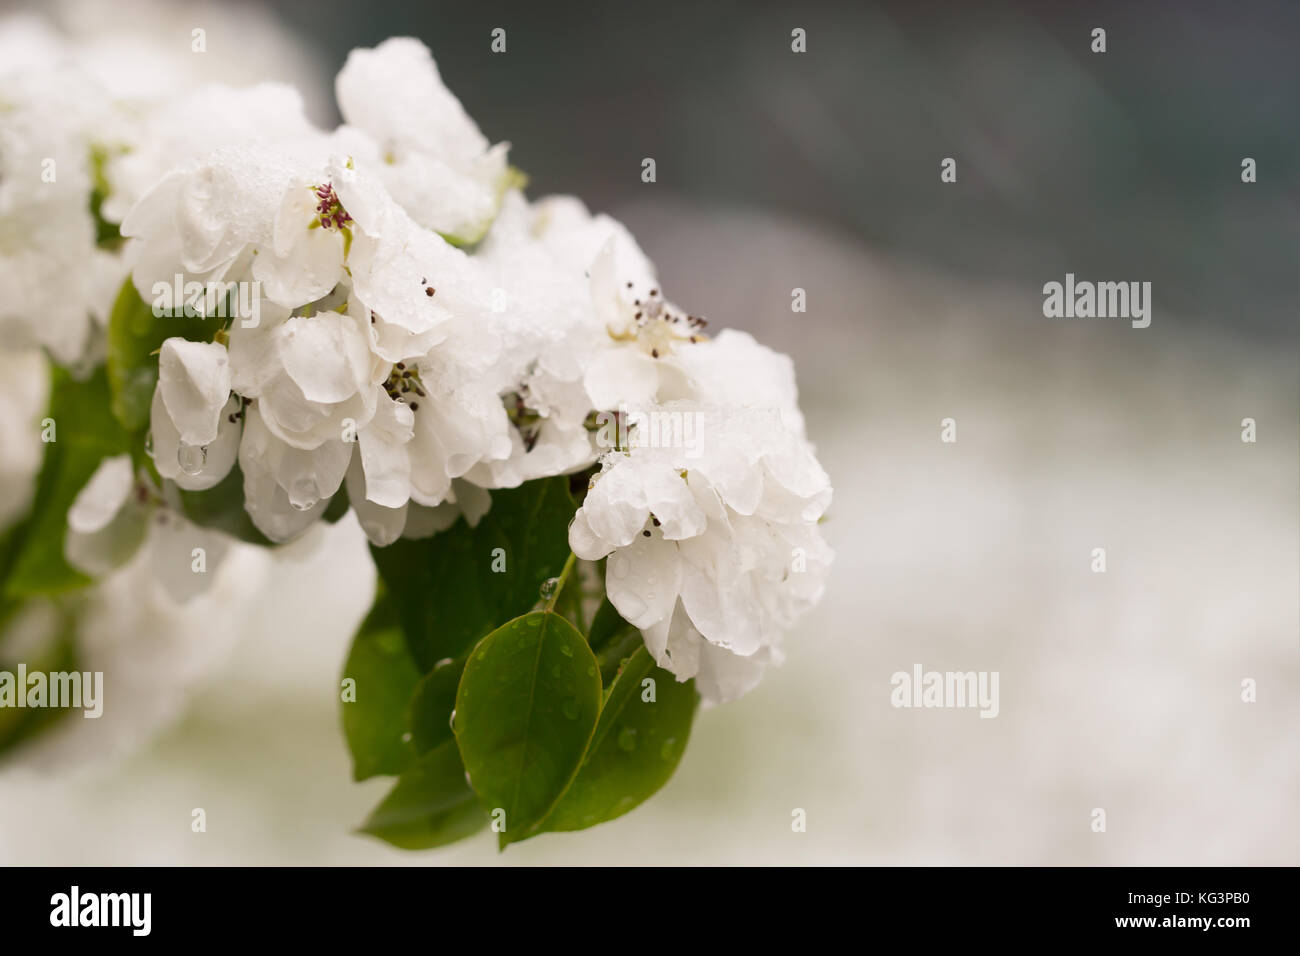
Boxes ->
[0,2,329,366]
[11,36,833,703]
[0,1,345,772]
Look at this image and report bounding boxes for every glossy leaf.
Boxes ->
[588,596,632,652]
[543,646,698,832]
[407,655,465,757]
[371,477,574,671]
[454,611,601,848]
[340,594,421,781]
[358,740,486,850]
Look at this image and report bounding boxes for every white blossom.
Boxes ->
[5,22,835,709]
[569,408,833,703]
[334,37,512,243]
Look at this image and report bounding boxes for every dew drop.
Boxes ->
[287,477,318,511]
[562,699,581,720]
[177,442,207,476]
[143,430,155,459]
[617,726,638,752]
[618,593,647,619]
[559,643,573,658]
[539,576,560,600]
[448,709,457,732]
[660,737,677,761]
[611,556,630,579]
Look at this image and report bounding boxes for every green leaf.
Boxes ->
[321,485,351,524]
[407,655,465,757]
[371,476,575,671]
[555,557,588,632]
[106,278,211,434]
[543,645,698,833]
[587,596,629,651]
[0,599,79,757]
[454,611,602,848]
[4,367,132,598]
[175,463,272,547]
[589,605,645,686]
[358,740,486,850]
[340,594,421,781]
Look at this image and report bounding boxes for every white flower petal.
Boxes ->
[151,388,240,491]
[146,513,230,604]
[581,459,648,548]
[357,388,414,508]
[345,451,408,546]
[604,531,680,630]
[274,311,370,405]
[158,338,231,447]
[583,348,659,412]
[67,454,134,534]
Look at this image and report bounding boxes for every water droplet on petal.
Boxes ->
[143,430,155,459]
[177,442,207,476]
[618,593,647,619]
[287,477,318,511]
[611,556,630,579]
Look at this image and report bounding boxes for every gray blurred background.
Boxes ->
[1,0,1296,865]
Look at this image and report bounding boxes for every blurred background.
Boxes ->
[0,0,1296,864]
